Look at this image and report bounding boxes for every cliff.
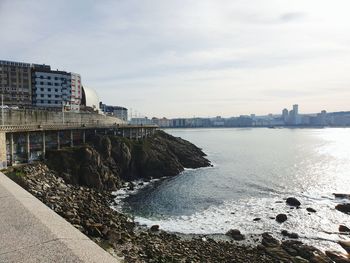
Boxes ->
[45,130,211,191]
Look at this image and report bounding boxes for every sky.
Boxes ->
[1,0,350,118]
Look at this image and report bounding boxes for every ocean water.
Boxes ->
[118,128,350,250]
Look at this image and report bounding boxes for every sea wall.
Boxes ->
[0,109,125,126]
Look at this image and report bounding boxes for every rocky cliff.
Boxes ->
[45,130,211,191]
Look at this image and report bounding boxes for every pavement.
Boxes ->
[0,172,121,263]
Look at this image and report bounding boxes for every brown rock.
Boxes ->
[325,250,350,263]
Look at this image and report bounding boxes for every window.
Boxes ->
[40,94,44,97]
[40,82,44,85]
[55,95,59,98]
[40,88,44,91]
[55,89,58,92]
[48,82,52,86]
[54,77,58,80]
[41,100,44,103]
[48,88,51,91]
[54,83,59,86]
[47,76,51,80]
[48,94,51,98]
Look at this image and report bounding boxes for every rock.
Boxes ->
[128,182,135,191]
[325,250,350,263]
[334,193,350,199]
[281,230,299,239]
[225,229,245,241]
[306,207,316,213]
[150,225,160,232]
[339,225,350,232]
[336,204,350,214]
[286,197,301,207]
[261,233,280,247]
[276,214,288,223]
[338,240,350,253]
[253,218,261,221]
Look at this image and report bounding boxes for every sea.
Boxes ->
[116,128,350,251]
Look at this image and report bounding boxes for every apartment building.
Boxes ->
[0,60,32,106]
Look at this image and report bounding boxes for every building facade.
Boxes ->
[0,60,32,106]
[100,103,128,121]
[70,73,82,111]
[31,65,82,111]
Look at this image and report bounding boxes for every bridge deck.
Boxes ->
[0,123,157,132]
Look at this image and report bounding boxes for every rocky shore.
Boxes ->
[4,131,350,262]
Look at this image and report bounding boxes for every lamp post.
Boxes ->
[1,94,4,126]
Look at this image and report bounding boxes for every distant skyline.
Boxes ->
[1,0,350,118]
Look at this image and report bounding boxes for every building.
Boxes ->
[130,117,153,125]
[32,64,72,110]
[282,108,288,124]
[70,73,82,111]
[32,65,82,112]
[81,86,101,113]
[0,60,32,106]
[100,103,128,121]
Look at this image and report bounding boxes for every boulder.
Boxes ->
[276,214,288,223]
[150,225,160,232]
[225,229,245,241]
[286,197,301,207]
[261,233,280,247]
[336,204,350,214]
[325,250,350,263]
[339,225,350,232]
[338,240,350,254]
[281,230,299,239]
[306,207,316,213]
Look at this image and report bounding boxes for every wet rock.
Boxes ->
[334,193,350,199]
[281,230,299,239]
[261,233,280,247]
[339,225,350,232]
[336,203,350,214]
[286,197,301,207]
[276,214,287,223]
[128,182,135,191]
[338,240,350,254]
[306,207,316,213]
[150,225,160,232]
[325,250,350,263]
[253,218,261,221]
[226,229,245,241]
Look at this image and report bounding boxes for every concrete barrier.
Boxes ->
[0,172,121,263]
[0,109,125,126]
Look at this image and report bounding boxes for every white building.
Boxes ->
[32,65,82,112]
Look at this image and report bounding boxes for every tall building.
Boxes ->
[32,65,82,111]
[282,108,288,123]
[70,73,82,111]
[0,60,32,106]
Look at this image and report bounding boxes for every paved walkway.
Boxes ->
[0,172,121,263]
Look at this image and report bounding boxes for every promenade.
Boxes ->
[0,172,121,263]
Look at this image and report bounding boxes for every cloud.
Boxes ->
[279,12,305,22]
[0,0,350,117]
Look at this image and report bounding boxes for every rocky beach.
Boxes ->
[4,130,350,262]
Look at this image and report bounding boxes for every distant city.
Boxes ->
[1,59,350,128]
[133,104,350,128]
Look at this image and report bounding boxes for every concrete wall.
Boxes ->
[0,109,125,126]
[0,132,6,169]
